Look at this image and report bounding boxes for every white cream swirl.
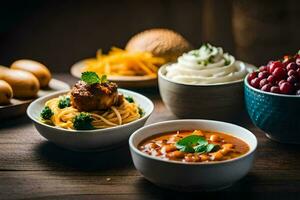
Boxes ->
[165,43,255,84]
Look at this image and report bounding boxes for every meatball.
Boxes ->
[70,81,122,111]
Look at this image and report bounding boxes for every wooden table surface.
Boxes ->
[1,74,300,200]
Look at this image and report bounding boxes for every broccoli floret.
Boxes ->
[138,107,144,117]
[40,106,54,120]
[73,112,94,130]
[125,96,134,103]
[58,96,71,109]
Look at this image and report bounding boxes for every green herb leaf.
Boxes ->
[58,96,71,109]
[224,58,230,65]
[99,74,108,83]
[81,72,100,85]
[175,135,206,153]
[298,50,300,55]
[176,135,205,147]
[73,112,94,130]
[175,134,220,154]
[194,144,207,153]
[206,144,216,153]
[40,106,53,120]
[208,55,215,63]
[125,96,134,103]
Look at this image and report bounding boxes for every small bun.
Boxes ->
[0,80,13,105]
[11,59,51,88]
[126,28,192,62]
[0,67,40,99]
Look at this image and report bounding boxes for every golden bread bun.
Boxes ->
[11,59,51,88]
[0,66,40,99]
[0,80,13,105]
[125,28,192,62]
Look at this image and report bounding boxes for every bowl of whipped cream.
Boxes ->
[158,43,256,120]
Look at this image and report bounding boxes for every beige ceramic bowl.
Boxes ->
[129,119,257,191]
[158,62,255,120]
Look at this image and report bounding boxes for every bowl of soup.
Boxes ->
[129,119,257,191]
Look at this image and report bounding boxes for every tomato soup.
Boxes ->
[138,130,249,163]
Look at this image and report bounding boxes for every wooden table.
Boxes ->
[1,74,300,200]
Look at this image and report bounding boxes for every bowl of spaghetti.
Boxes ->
[27,72,154,151]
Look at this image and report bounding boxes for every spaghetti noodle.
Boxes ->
[43,95,141,130]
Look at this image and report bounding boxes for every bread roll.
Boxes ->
[0,80,13,105]
[126,28,192,62]
[0,67,40,99]
[11,59,51,88]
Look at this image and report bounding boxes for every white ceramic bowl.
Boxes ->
[158,62,256,120]
[27,89,154,151]
[129,119,257,191]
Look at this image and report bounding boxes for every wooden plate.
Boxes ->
[0,79,70,120]
[70,59,158,88]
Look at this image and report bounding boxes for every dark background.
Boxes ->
[0,0,299,73]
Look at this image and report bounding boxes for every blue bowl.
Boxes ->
[244,75,300,144]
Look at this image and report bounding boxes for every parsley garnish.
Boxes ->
[175,134,220,153]
[224,59,230,65]
[81,72,107,85]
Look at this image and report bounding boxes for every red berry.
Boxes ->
[247,72,258,82]
[278,80,286,86]
[286,62,297,71]
[288,69,297,77]
[280,82,293,94]
[296,58,300,66]
[250,78,261,88]
[269,61,283,73]
[259,78,268,88]
[272,67,286,79]
[261,84,272,92]
[287,75,297,83]
[267,75,276,84]
[258,71,269,79]
[259,66,268,72]
[270,86,280,93]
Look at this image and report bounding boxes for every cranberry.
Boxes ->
[296,58,300,66]
[286,62,297,71]
[270,86,281,93]
[267,75,276,84]
[288,69,297,77]
[272,67,286,79]
[269,61,283,73]
[296,90,300,95]
[280,82,293,94]
[247,72,258,82]
[250,78,261,88]
[258,71,269,79]
[259,66,268,72]
[261,84,272,92]
[278,80,286,86]
[259,78,268,88]
[287,75,297,83]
